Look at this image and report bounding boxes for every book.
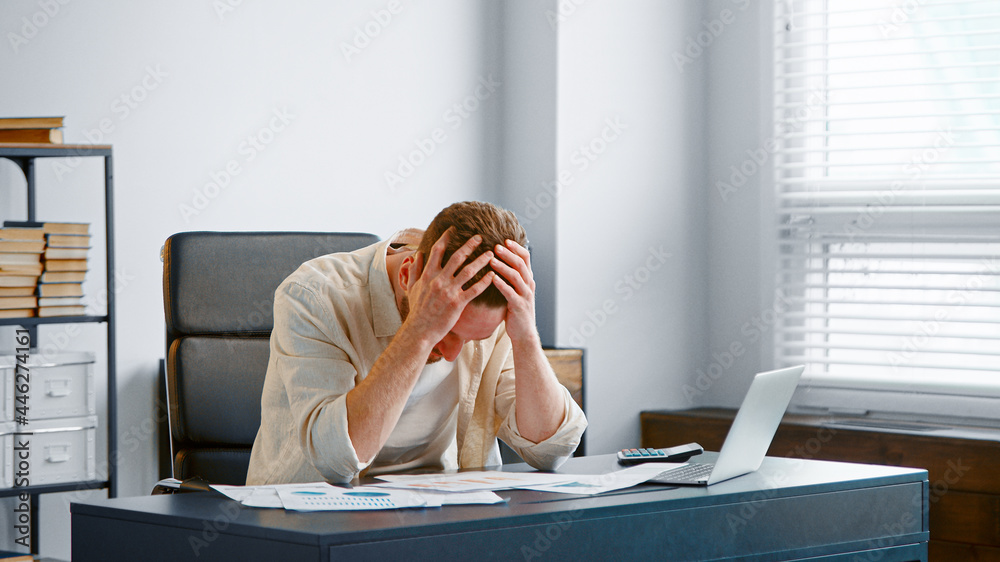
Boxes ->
[4,220,90,235]
[0,275,37,287]
[0,547,34,559]
[0,308,35,319]
[0,240,45,253]
[0,296,37,310]
[0,253,40,266]
[47,233,92,247]
[0,116,64,129]
[37,282,83,297]
[0,227,44,241]
[40,270,86,283]
[0,264,43,276]
[0,128,63,143]
[38,296,82,307]
[43,259,87,272]
[0,287,35,297]
[37,304,86,317]
[44,247,89,259]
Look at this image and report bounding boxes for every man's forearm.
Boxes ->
[510,334,566,443]
[345,325,434,463]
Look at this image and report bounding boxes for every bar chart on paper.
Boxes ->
[276,487,426,511]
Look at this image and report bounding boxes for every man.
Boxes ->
[247,201,587,485]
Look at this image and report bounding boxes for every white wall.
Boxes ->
[702,0,775,407]
[495,0,560,344]
[2,1,503,558]
[555,1,709,453]
[0,1,725,558]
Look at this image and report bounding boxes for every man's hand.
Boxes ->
[402,228,496,345]
[347,228,495,464]
[489,240,540,346]
[489,239,565,444]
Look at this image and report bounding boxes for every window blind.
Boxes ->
[773,0,1000,397]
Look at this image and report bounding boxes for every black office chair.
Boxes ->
[162,231,380,485]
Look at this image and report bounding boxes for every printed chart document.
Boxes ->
[211,482,505,510]
[513,463,680,495]
[211,464,678,511]
[372,470,577,492]
[373,464,678,495]
[277,486,427,511]
[212,482,330,508]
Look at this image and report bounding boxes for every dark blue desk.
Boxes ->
[71,453,928,561]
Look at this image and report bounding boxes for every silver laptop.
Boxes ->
[650,365,804,486]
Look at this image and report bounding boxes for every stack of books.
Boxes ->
[0,227,44,318]
[0,116,64,144]
[1,221,90,318]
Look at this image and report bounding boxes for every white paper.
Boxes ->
[413,490,507,507]
[514,463,683,495]
[372,470,577,493]
[212,482,333,509]
[211,482,507,510]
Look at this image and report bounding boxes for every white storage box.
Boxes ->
[18,415,97,487]
[0,350,96,421]
[0,367,11,422]
[0,422,13,489]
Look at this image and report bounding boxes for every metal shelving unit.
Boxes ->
[0,143,117,554]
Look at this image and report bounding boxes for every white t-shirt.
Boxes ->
[366,359,460,476]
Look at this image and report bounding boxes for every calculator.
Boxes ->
[617,442,704,465]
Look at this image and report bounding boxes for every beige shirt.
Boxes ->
[246,232,587,485]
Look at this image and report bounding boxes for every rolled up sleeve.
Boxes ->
[493,349,588,471]
[500,387,586,471]
[271,282,371,483]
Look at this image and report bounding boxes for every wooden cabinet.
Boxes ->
[642,408,1000,561]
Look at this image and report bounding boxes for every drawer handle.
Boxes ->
[45,444,71,463]
[46,379,71,397]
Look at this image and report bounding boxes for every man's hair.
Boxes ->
[417,201,527,308]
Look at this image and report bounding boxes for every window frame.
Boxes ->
[764,0,1000,426]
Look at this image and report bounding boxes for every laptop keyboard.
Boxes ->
[653,462,714,483]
